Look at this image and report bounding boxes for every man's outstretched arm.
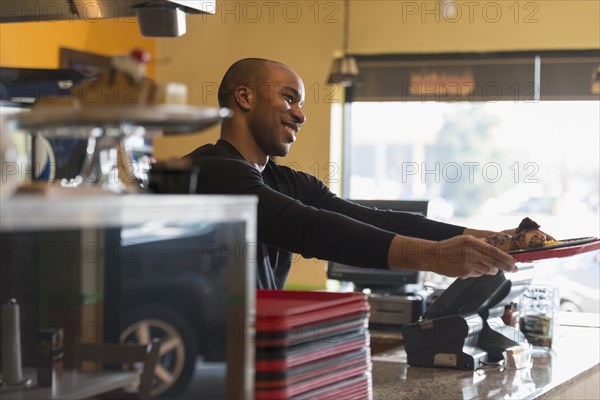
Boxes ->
[387,234,518,279]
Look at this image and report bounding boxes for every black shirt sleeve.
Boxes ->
[189,154,393,268]
[188,145,465,270]
[269,162,466,242]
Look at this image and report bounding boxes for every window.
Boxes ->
[342,51,600,312]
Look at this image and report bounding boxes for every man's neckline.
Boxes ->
[216,139,270,173]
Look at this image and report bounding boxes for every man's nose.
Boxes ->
[291,106,306,125]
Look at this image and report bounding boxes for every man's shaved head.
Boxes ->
[216,58,306,161]
[218,58,291,108]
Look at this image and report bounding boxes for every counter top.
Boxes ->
[371,322,599,399]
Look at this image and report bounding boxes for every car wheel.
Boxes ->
[560,300,581,312]
[120,305,198,398]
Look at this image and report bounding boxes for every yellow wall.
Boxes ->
[351,0,600,53]
[153,0,599,289]
[0,19,155,76]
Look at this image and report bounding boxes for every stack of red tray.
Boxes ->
[255,290,372,399]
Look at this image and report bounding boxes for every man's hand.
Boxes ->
[387,235,518,279]
[431,236,518,278]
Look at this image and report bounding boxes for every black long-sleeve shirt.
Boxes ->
[185,140,465,289]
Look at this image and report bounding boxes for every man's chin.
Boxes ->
[273,144,292,157]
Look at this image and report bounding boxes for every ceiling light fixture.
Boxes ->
[327,0,359,87]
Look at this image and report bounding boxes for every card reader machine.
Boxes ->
[402,271,531,370]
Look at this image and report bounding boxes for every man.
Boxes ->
[185,58,518,289]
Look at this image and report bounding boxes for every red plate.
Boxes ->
[255,363,369,399]
[257,290,368,317]
[509,237,600,263]
[256,290,369,332]
[287,373,371,400]
[255,335,369,371]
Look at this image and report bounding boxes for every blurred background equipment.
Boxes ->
[0,0,216,37]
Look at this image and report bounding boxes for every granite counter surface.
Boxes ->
[372,324,599,399]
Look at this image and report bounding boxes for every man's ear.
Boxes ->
[234,85,255,111]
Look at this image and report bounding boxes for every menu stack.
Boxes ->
[255,290,372,399]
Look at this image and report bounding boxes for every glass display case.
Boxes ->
[0,194,257,398]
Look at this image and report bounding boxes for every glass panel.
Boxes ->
[345,101,600,312]
[0,195,257,397]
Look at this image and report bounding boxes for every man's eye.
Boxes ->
[283,94,294,103]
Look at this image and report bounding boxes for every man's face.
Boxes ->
[247,64,306,158]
